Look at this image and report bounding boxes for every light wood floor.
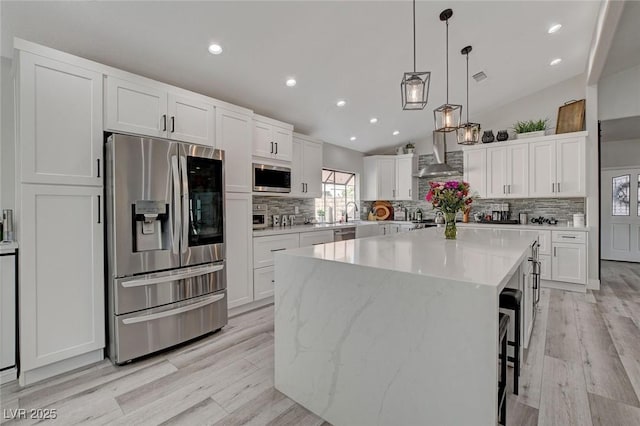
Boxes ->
[2,261,640,425]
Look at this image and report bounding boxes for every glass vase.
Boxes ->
[444,212,457,240]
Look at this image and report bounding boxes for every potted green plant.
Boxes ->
[513,119,548,139]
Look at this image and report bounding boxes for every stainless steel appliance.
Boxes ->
[0,247,17,378]
[253,163,291,193]
[334,227,356,241]
[253,204,268,229]
[106,134,227,364]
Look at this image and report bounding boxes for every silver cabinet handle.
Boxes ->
[122,293,225,325]
[121,264,224,288]
[271,248,286,252]
[270,141,274,154]
[508,184,511,194]
[409,188,412,197]
[557,182,561,193]
[97,195,101,224]
[171,156,181,255]
[275,142,278,155]
[552,183,555,193]
[554,247,557,257]
[162,114,167,131]
[302,183,305,192]
[561,235,576,239]
[97,158,101,178]
[171,116,175,133]
[503,185,506,194]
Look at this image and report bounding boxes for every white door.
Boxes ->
[556,138,585,196]
[254,266,275,301]
[105,76,168,138]
[20,185,104,370]
[252,120,274,159]
[290,138,305,197]
[377,158,396,200]
[216,108,252,193]
[486,147,508,198]
[463,149,487,198]
[273,126,293,162]
[396,156,415,200]
[167,94,214,146]
[507,144,529,197]
[19,52,103,186]
[601,168,640,262]
[303,140,323,198]
[225,193,254,308]
[529,141,556,197]
[552,243,586,284]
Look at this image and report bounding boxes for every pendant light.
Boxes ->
[401,0,430,110]
[457,45,481,145]
[433,9,462,132]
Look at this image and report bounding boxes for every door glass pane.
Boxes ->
[612,175,630,216]
[187,156,223,246]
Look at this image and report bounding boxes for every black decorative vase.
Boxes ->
[482,130,495,143]
[496,130,509,142]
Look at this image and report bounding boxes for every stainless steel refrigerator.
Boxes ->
[106,133,227,364]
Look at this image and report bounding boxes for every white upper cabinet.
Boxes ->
[487,145,529,198]
[377,158,397,200]
[18,52,103,186]
[363,155,417,201]
[463,149,486,198]
[486,147,508,198]
[215,107,252,193]
[291,134,324,198]
[105,76,215,146]
[556,138,585,196]
[395,155,418,200]
[529,140,556,198]
[252,115,293,162]
[167,93,215,146]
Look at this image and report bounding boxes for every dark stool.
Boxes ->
[500,288,522,395]
[498,312,509,426]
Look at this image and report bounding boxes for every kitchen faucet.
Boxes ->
[345,202,359,222]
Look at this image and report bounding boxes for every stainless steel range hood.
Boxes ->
[415,131,457,177]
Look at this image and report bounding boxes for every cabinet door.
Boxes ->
[252,120,274,159]
[299,230,334,247]
[556,138,585,196]
[254,267,275,301]
[290,138,305,197]
[253,234,300,268]
[529,141,556,197]
[105,76,168,138]
[168,94,214,146]
[362,158,378,201]
[395,156,416,200]
[551,243,586,284]
[377,158,396,200]
[225,193,254,309]
[20,185,104,370]
[507,144,529,197]
[302,140,323,198]
[0,255,16,369]
[19,52,103,186]
[463,149,487,198]
[486,147,508,198]
[216,108,252,193]
[273,126,293,162]
[537,231,552,256]
[538,254,552,280]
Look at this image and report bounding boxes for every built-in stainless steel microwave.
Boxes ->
[253,163,291,193]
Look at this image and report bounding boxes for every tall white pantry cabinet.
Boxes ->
[16,50,105,385]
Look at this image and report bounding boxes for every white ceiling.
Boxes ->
[600,0,640,78]
[1,1,601,154]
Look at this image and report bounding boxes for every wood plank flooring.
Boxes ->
[1,260,640,425]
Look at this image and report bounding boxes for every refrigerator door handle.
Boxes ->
[122,293,225,324]
[171,155,181,255]
[121,263,225,288]
[180,155,189,254]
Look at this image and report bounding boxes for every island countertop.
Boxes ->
[280,227,539,288]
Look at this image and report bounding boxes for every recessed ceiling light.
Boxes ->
[393,130,400,136]
[350,136,357,141]
[370,118,378,124]
[548,24,562,34]
[336,100,346,107]
[550,58,562,66]
[208,43,223,55]
[286,78,297,87]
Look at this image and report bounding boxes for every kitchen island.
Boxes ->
[274,227,538,426]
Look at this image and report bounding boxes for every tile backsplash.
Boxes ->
[253,196,315,226]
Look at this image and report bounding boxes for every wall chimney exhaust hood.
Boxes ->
[415,131,457,177]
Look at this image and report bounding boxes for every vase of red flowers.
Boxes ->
[426,181,474,240]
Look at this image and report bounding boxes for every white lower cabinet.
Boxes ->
[20,185,104,373]
[254,266,275,301]
[226,193,254,309]
[538,254,552,280]
[299,230,334,247]
[551,243,586,284]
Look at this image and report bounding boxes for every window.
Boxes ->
[315,169,357,222]
[612,175,630,216]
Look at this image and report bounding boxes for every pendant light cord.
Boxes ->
[466,52,469,122]
[413,0,416,72]
[445,18,449,104]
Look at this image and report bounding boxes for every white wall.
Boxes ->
[598,63,640,120]
[1,56,15,211]
[601,139,640,168]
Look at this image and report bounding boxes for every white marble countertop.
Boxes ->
[253,221,379,237]
[0,241,18,254]
[279,227,537,287]
[458,222,590,231]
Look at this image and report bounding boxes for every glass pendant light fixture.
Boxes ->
[401,0,430,110]
[457,45,481,145]
[433,9,462,132]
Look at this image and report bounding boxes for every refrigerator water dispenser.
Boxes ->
[133,200,168,252]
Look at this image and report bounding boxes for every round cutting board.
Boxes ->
[373,201,393,220]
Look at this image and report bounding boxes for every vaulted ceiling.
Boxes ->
[1,1,601,153]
